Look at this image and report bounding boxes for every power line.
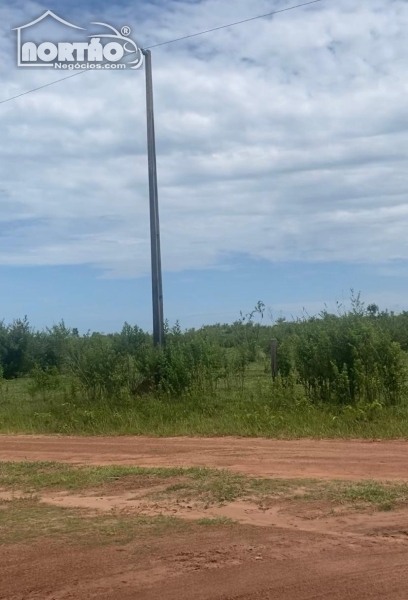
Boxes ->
[0,0,322,106]
[0,71,87,105]
[145,0,322,49]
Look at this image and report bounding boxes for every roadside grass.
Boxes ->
[324,481,408,511]
[0,462,293,504]
[0,497,203,546]
[0,461,189,492]
[149,469,298,506]
[2,377,408,438]
[2,462,408,512]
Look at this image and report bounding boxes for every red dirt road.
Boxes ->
[3,436,408,599]
[2,527,408,600]
[1,435,408,480]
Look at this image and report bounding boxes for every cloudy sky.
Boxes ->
[1,0,408,331]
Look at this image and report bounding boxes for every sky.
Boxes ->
[1,0,408,332]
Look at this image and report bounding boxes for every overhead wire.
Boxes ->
[0,0,322,106]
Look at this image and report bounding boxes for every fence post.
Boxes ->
[270,338,278,379]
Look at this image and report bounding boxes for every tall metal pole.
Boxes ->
[142,49,164,348]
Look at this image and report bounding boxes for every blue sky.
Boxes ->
[1,0,408,332]
[2,259,408,332]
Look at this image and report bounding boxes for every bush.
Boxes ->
[275,296,408,406]
[0,317,33,379]
[66,334,143,401]
[0,294,407,409]
[27,365,61,400]
[136,323,228,396]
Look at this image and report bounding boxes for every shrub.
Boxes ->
[276,298,408,406]
[27,365,61,400]
[66,334,143,401]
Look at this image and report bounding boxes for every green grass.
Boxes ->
[0,461,190,491]
[324,481,408,511]
[2,462,408,512]
[2,462,408,547]
[0,461,291,505]
[2,376,408,438]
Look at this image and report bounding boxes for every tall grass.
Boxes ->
[2,375,408,437]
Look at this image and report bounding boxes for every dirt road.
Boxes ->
[2,526,408,600]
[2,435,408,599]
[1,435,408,480]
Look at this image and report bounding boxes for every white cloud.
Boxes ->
[1,0,408,277]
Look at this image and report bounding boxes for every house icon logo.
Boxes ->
[13,10,143,70]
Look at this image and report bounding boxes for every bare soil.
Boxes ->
[2,435,408,599]
[2,516,408,600]
[1,435,408,480]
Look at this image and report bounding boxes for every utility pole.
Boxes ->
[142,49,164,348]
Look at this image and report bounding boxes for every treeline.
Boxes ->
[1,294,408,407]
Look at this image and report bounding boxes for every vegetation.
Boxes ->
[2,462,408,519]
[1,293,408,437]
[2,462,406,588]
[0,499,197,546]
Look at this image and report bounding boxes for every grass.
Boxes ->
[2,376,408,438]
[0,498,197,545]
[324,481,408,511]
[2,462,408,512]
[0,461,189,491]
[2,462,408,546]
[0,461,291,504]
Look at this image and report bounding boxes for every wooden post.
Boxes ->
[270,339,278,379]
